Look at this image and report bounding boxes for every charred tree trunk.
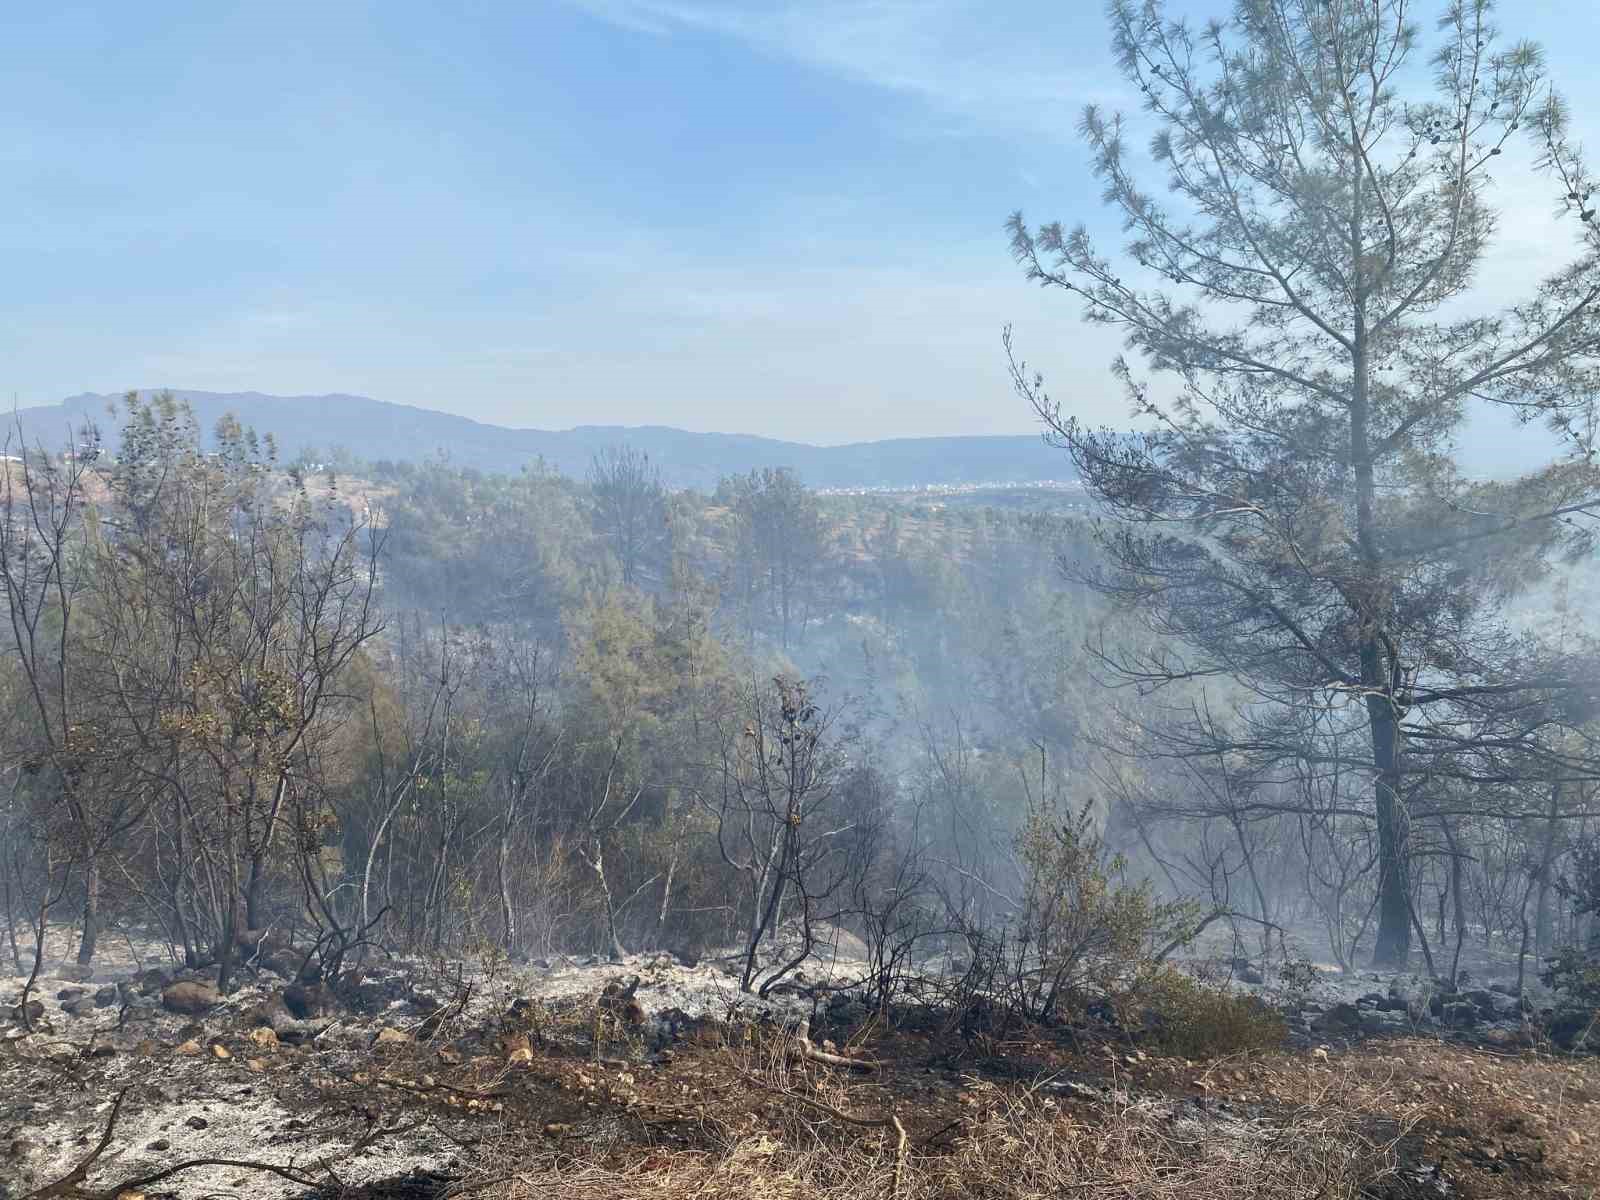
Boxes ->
[1367,688,1412,969]
[1535,782,1562,956]
[76,845,99,967]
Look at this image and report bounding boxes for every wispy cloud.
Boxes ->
[564,0,1128,140]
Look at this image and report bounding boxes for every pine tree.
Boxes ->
[1010,0,1600,966]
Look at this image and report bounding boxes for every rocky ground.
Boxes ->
[1,929,1598,1199]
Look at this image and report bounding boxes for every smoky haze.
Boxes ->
[7,2,1600,1196]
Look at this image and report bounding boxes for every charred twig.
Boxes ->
[22,1088,129,1199]
[738,1068,908,1196]
[790,1018,880,1072]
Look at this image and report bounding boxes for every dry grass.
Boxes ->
[487,1087,1404,1200]
[474,1026,1411,1200]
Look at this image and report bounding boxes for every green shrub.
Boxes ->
[1001,801,1206,1023]
[1138,968,1286,1059]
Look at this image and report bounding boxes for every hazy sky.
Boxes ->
[3,1,1598,443]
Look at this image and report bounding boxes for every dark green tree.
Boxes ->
[1010,0,1600,966]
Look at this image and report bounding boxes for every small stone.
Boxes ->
[8,999,44,1023]
[185,1115,209,1130]
[508,1047,532,1064]
[248,1026,278,1047]
[174,1039,202,1056]
[147,1138,171,1151]
[282,983,331,1019]
[210,1042,231,1060]
[94,985,119,1008]
[56,987,86,1002]
[374,1027,410,1046]
[137,968,169,995]
[162,981,221,1015]
[246,1057,269,1072]
[1310,1003,1361,1035]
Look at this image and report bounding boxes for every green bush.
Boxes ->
[1138,968,1286,1059]
[1003,801,1206,1023]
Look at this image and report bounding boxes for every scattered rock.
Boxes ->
[56,986,86,1002]
[161,980,221,1015]
[273,1017,329,1046]
[1548,1009,1598,1050]
[283,982,332,1019]
[1228,957,1264,985]
[61,997,94,1017]
[210,1042,232,1059]
[137,968,169,995]
[249,1025,279,1047]
[374,1026,410,1046]
[185,1115,209,1130]
[94,984,120,1008]
[1310,1002,1361,1035]
[9,998,44,1023]
[1441,1000,1479,1029]
[174,1039,202,1055]
[147,1138,171,1151]
[241,992,294,1029]
[57,963,95,982]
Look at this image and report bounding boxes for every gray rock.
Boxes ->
[55,987,86,1002]
[1441,1000,1479,1028]
[161,981,222,1015]
[272,1016,330,1045]
[8,998,44,1023]
[283,982,332,1019]
[1359,1010,1408,1035]
[1311,1002,1361,1034]
[137,968,170,995]
[60,997,94,1017]
[94,985,119,1008]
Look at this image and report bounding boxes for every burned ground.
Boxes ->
[3,942,1599,1200]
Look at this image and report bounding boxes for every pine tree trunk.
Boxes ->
[1535,783,1561,956]
[1366,659,1412,969]
[76,846,99,967]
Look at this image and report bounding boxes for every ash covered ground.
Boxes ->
[0,922,1591,1199]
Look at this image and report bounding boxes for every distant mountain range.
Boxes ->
[5,390,1075,491]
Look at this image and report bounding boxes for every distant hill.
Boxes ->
[6,390,1075,491]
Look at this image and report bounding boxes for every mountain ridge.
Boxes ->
[10,390,1076,490]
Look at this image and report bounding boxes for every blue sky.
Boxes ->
[2,1,1597,444]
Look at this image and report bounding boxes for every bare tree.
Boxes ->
[706,676,859,994]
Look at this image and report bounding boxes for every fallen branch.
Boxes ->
[22,1088,129,1200]
[791,1019,880,1072]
